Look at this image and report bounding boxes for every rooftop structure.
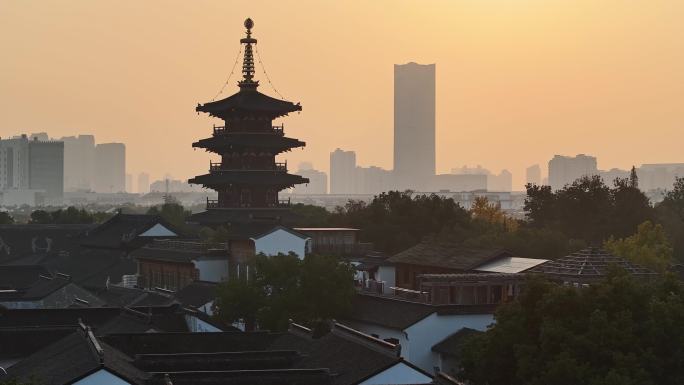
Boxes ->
[190,18,308,225]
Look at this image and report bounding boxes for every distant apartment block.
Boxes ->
[330,148,357,194]
[94,143,126,193]
[548,154,598,190]
[526,164,541,186]
[356,166,394,195]
[0,135,30,190]
[292,164,328,195]
[60,135,95,192]
[429,174,487,192]
[28,138,64,203]
[138,172,150,194]
[394,62,436,190]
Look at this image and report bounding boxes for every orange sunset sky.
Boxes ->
[1,0,683,190]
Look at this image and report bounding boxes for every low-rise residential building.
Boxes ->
[295,227,373,256]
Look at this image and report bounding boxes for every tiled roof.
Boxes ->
[388,242,512,271]
[196,88,302,119]
[174,281,217,308]
[431,327,483,357]
[80,213,181,250]
[0,265,52,290]
[0,224,92,263]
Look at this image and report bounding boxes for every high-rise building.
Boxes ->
[548,154,598,190]
[488,170,513,192]
[0,135,30,190]
[138,172,150,194]
[291,163,327,195]
[394,62,436,190]
[94,143,126,193]
[526,164,542,186]
[356,166,394,195]
[28,138,64,203]
[330,148,357,194]
[61,135,95,192]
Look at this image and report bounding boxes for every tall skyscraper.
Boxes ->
[548,154,598,190]
[138,172,150,194]
[330,148,357,194]
[526,164,542,186]
[28,138,64,203]
[0,135,30,190]
[94,143,126,193]
[394,62,436,190]
[61,135,95,192]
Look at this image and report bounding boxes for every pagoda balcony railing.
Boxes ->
[211,124,286,136]
[206,198,290,209]
[206,198,220,209]
[209,161,287,172]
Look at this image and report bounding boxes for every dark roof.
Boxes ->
[189,171,308,188]
[87,285,176,308]
[5,327,148,385]
[343,294,497,330]
[388,242,511,271]
[196,88,302,119]
[0,265,51,290]
[188,208,302,228]
[251,225,310,240]
[431,327,483,357]
[80,213,181,250]
[0,326,75,360]
[528,247,658,280]
[192,133,306,152]
[0,224,92,263]
[0,304,189,333]
[37,247,137,289]
[174,281,217,308]
[0,275,71,301]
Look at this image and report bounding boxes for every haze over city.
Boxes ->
[2,0,683,189]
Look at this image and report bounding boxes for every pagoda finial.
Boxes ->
[239,18,258,90]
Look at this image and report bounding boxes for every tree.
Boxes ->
[147,202,191,229]
[29,210,52,224]
[460,272,684,385]
[213,253,355,332]
[0,212,14,224]
[655,177,684,260]
[604,221,673,272]
[291,203,332,227]
[471,196,518,232]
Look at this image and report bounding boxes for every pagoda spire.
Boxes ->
[239,18,258,90]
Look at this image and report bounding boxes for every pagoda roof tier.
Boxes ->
[196,89,302,120]
[188,171,309,188]
[193,133,305,153]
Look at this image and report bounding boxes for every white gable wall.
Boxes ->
[72,369,132,385]
[138,223,177,237]
[376,265,396,294]
[252,229,309,259]
[405,313,494,372]
[359,362,432,385]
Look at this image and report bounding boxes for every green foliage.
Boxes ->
[605,221,673,272]
[0,211,15,224]
[655,177,684,260]
[29,206,98,224]
[291,203,332,227]
[331,191,471,254]
[146,202,190,229]
[213,253,355,332]
[525,176,653,243]
[460,272,684,385]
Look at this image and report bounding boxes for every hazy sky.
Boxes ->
[1,0,683,189]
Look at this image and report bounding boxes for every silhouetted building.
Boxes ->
[430,174,487,192]
[638,163,684,191]
[94,143,125,193]
[330,148,357,194]
[0,135,30,190]
[394,62,436,190]
[548,154,597,190]
[488,170,512,192]
[526,164,541,185]
[137,172,150,194]
[189,19,307,225]
[60,135,95,192]
[356,166,394,195]
[28,138,64,203]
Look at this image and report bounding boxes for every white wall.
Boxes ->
[359,362,432,385]
[376,265,396,294]
[193,258,229,282]
[405,313,494,373]
[72,369,132,385]
[252,229,308,259]
[339,320,409,357]
[139,223,177,237]
[184,314,222,332]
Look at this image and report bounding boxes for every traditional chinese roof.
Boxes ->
[196,90,302,120]
[189,170,309,188]
[80,213,182,250]
[192,133,305,153]
[388,242,513,272]
[528,247,657,280]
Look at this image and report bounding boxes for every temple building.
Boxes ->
[189,18,308,226]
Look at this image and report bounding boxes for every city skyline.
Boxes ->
[1,1,684,189]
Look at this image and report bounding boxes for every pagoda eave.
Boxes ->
[188,172,309,187]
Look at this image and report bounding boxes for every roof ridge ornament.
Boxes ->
[239,18,258,90]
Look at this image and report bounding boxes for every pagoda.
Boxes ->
[189,18,308,225]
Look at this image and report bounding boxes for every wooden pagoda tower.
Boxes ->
[189,18,308,225]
